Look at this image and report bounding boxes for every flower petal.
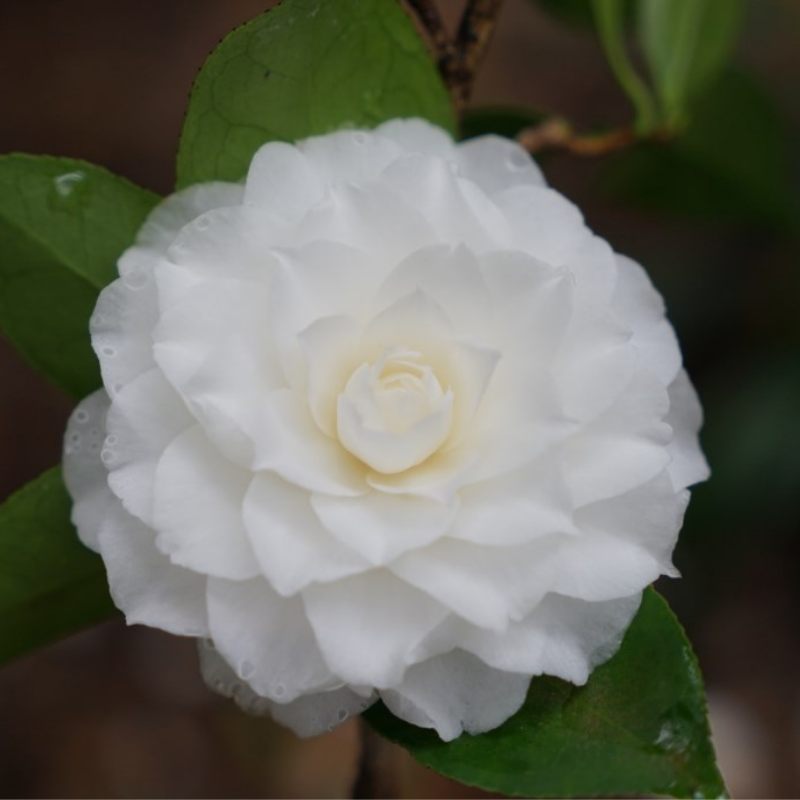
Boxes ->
[457,134,546,195]
[380,154,510,252]
[63,390,113,550]
[311,491,458,565]
[97,502,209,636]
[137,182,244,254]
[418,592,642,686]
[451,457,578,546]
[294,183,438,265]
[152,426,259,580]
[244,141,323,222]
[199,643,377,736]
[562,371,672,507]
[665,370,710,490]
[375,118,455,159]
[302,571,449,688]
[242,472,370,596]
[104,368,192,527]
[251,388,368,496]
[612,254,682,385]
[207,577,336,702]
[493,185,618,305]
[381,649,530,742]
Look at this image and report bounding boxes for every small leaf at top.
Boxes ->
[638,0,746,128]
[366,588,727,799]
[0,156,158,398]
[176,0,456,189]
[0,467,118,666]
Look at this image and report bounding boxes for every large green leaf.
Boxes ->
[176,0,456,189]
[366,589,726,799]
[0,156,158,399]
[0,467,117,665]
[596,71,799,231]
[638,0,746,128]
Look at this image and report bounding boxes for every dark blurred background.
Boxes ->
[1,0,799,796]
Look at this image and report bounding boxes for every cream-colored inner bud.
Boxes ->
[337,347,453,474]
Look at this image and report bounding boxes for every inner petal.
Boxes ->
[337,347,454,475]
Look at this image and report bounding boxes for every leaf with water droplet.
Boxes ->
[176,0,456,188]
[0,155,158,398]
[0,467,117,665]
[366,588,727,799]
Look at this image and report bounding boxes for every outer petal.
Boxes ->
[418,592,642,686]
[199,643,376,736]
[612,254,681,385]
[152,426,259,580]
[63,390,113,550]
[381,649,531,742]
[136,182,244,254]
[493,185,618,305]
[293,183,438,266]
[302,572,449,688]
[97,503,209,636]
[242,472,370,596]
[207,577,336,702]
[665,369,710,490]
[380,155,510,252]
[375,118,455,159]
[562,371,672,507]
[456,135,546,195]
[104,368,192,527]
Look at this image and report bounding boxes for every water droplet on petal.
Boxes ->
[239,660,255,679]
[273,682,286,698]
[506,150,530,171]
[75,410,89,424]
[105,435,117,446]
[121,265,149,290]
[351,131,368,146]
[194,215,211,232]
[101,346,116,358]
[337,708,349,722]
[100,449,114,466]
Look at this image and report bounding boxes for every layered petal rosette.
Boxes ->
[63,119,708,741]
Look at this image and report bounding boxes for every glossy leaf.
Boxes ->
[366,589,726,799]
[0,156,158,398]
[596,70,799,231]
[638,0,746,127]
[0,467,117,665]
[177,0,456,188]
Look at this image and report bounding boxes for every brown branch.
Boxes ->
[406,0,506,115]
[449,0,505,112]
[517,118,669,157]
[405,0,454,62]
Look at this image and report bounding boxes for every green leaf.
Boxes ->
[533,0,634,30]
[366,589,726,799]
[0,467,117,665]
[638,0,746,128]
[177,0,456,188]
[460,105,548,141]
[0,156,159,399]
[591,0,658,132]
[596,70,799,231]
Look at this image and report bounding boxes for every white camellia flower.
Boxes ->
[63,119,708,741]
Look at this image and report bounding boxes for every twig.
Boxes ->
[405,0,454,62]
[406,0,506,114]
[517,118,669,157]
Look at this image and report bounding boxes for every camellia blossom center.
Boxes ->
[336,346,454,474]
